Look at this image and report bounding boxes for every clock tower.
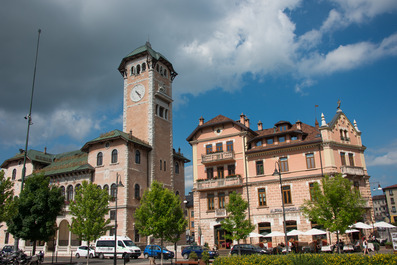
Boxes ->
[118,42,178,187]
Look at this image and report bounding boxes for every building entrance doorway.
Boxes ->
[214,225,232,249]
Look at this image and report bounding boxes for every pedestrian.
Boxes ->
[362,236,368,255]
[149,255,156,265]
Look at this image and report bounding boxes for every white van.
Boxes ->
[95,236,141,259]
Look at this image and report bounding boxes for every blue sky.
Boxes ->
[1,0,396,195]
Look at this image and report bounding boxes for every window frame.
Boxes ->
[349,153,355,166]
[340,152,346,166]
[97,152,103,166]
[111,149,118,164]
[282,185,292,204]
[258,188,266,206]
[306,153,315,169]
[226,141,233,151]
[207,194,215,211]
[135,150,141,164]
[280,157,289,172]
[218,192,225,209]
[216,143,223,152]
[206,144,212,154]
[256,160,264,175]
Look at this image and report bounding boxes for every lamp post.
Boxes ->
[371,182,382,192]
[273,161,289,254]
[114,173,124,265]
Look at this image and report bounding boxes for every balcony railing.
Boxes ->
[194,175,243,191]
[201,151,235,164]
[340,166,364,176]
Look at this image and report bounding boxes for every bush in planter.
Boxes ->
[201,251,210,265]
[189,251,198,261]
[385,242,393,249]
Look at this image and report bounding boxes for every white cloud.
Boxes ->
[298,33,397,76]
[366,141,397,166]
[184,164,194,195]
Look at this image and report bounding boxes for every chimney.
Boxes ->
[199,116,204,126]
[258,121,263,131]
[129,130,133,138]
[245,118,250,128]
[44,147,47,154]
[296,120,302,130]
[240,113,245,124]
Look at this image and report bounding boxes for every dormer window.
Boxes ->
[279,136,285,143]
[291,136,298,141]
[256,141,262,147]
[266,138,274,145]
[280,125,287,131]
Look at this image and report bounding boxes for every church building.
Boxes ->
[0,42,189,255]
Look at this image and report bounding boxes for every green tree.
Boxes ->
[6,173,64,254]
[69,181,111,265]
[0,170,16,225]
[221,191,254,255]
[135,181,187,265]
[301,174,365,253]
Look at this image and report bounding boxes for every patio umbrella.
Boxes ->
[304,228,327,235]
[350,222,372,229]
[287,229,305,236]
[344,229,360,234]
[374,221,396,228]
[249,232,265,237]
[263,231,285,237]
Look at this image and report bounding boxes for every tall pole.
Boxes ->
[14,28,41,251]
[274,161,288,254]
[114,173,119,265]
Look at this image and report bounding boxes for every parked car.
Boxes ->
[230,244,269,255]
[75,246,95,258]
[143,245,174,260]
[182,245,219,259]
[1,245,14,256]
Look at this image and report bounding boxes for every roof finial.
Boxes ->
[337,99,342,112]
[321,113,327,127]
[354,119,361,132]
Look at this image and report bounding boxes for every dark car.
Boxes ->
[182,246,218,259]
[1,245,14,256]
[230,244,269,255]
[143,245,174,260]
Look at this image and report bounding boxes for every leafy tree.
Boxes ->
[135,181,187,265]
[301,174,365,253]
[69,181,111,265]
[221,191,255,255]
[7,173,64,254]
[0,170,16,225]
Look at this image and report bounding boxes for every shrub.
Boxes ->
[201,251,210,264]
[188,251,198,261]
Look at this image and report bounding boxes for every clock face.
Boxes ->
[130,84,145,102]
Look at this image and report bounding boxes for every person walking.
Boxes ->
[362,236,368,255]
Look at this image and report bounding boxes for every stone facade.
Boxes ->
[0,43,189,255]
[187,106,374,249]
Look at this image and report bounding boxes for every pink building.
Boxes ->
[187,106,373,249]
[0,43,189,255]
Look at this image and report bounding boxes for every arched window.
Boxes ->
[60,186,65,198]
[75,184,81,193]
[103,184,109,195]
[135,184,140,199]
[175,162,179,174]
[142,63,146,72]
[175,191,179,196]
[97,185,102,189]
[160,160,162,170]
[12,169,16,180]
[164,69,167,77]
[130,66,135,76]
[135,150,141,164]
[164,161,166,171]
[111,149,118,163]
[97,152,103,166]
[67,185,74,202]
[110,184,117,199]
[137,64,141,74]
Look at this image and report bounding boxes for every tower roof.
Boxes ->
[118,42,177,76]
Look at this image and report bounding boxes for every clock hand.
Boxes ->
[135,91,141,98]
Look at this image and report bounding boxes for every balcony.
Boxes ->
[215,208,227,218]
[201,151,235,165]
[340,166,364,176]
[194,175,243,191]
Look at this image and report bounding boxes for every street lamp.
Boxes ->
[273,161,289,254]
[114,173,124,265]
[372,182,382,191]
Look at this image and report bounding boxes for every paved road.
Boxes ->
[43,256,177,265]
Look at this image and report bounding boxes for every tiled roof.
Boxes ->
[186,115,257,142]
[247,122,321,154]
[36,150,93,177]
[1,149,54,168]
[81,129,152,152]
[383,184,397,190]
